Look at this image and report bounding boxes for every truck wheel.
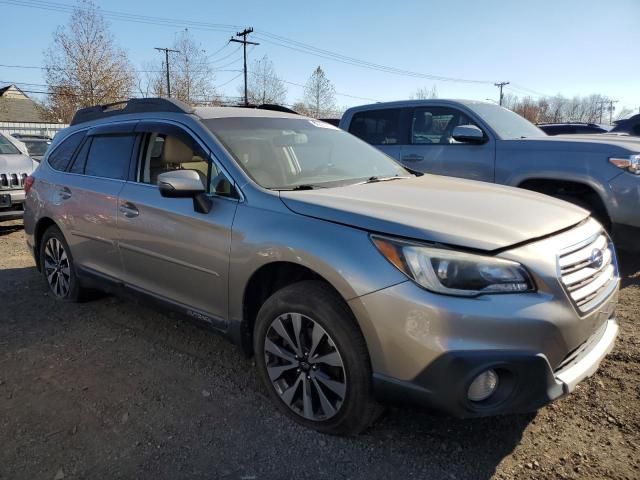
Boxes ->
[254,280,382,435]
[556,194,610,230]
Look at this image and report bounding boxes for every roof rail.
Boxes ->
[236,103,299,115]
[70,97,196,126]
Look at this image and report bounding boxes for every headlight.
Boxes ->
[609,154,640,175]
[372,236,534,296]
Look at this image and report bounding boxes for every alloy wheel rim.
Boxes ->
[43,238,71,298]
[264,312,347,421]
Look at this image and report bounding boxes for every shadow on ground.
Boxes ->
[619,249,640,288]
[0,222,23,237]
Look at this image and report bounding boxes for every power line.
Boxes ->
[2,0,553,99]
[0,0,241,33]
[215,72,243,89]
[1,0,502,86]
[257,74,380,102]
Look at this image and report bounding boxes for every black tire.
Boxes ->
[555,194,611,231]
[254,280,382,435]
[39,225,84,302]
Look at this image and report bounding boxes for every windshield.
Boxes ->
[0,134,20,155]
[23,140,50,156]
[466,103,547,139]
[204,117,409,189]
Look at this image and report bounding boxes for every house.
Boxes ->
[0,84,67,137]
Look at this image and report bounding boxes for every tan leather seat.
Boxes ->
[150,136,207,187]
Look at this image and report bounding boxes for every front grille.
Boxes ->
[558,230,618,313]
[0,172,27,190]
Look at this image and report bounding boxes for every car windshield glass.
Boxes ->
[24,140,50,156]
[466,103,547,139]
[0,134,20,154]
[204,117,410,189]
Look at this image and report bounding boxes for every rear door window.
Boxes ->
[84,135,136,180]
[348,109,404,145]
[47,131,85,171]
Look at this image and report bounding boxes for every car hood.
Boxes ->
[0,154,36,173]
[279,175,589,251]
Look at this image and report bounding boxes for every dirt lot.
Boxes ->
[0,219,638,480]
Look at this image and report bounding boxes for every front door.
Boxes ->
[116,122,239,327]
[400,106,495,182]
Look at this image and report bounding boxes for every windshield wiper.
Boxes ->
[290,184,315,190]
[362,175,408,184]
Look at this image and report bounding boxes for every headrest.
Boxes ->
[162,136,193,165]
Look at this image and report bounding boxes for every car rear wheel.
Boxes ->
[39,226,83,302]
[254,280,382,435]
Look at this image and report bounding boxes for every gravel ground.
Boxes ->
[0,219,638,480]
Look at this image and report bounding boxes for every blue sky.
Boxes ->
[1,0,639,115]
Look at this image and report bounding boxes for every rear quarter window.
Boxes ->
[47,131,85,171]
[348,109,403,145]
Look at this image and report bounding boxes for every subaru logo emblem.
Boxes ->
[589,248,604,269]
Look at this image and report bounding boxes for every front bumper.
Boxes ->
[371,318,617,417]
[0,189,25,221]
[608,171,640,228]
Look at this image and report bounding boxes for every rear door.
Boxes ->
[57,123,138,280]
[346,108,406,161]
[400,106,495,182]
[116,121,239,327]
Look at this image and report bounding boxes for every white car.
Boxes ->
[0,131,37,221]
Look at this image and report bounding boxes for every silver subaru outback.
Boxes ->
[24,98,620,435]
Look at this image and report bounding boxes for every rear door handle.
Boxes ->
[402,154,424,162]
[119,202,139,218]
[58,187,72,200]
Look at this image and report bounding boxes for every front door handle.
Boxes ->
[119,202,139,218]
[58,187,72,200]
[402,154,424,162]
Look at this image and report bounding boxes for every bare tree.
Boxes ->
[149,29,218,105]
[411,85,438,99]
[43,0,135,122]
[301,66,336,118]
[241,55,287,105]
[505,93,620,124]
[615,107,634,120]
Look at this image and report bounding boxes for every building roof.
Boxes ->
[0,85,47,122]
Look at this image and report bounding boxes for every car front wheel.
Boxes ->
[254,280,381,435]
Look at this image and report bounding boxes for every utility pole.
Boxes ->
[597,101,605,123]
[155,47,180,98]
[230,27,259,106]
[494,81,510,106]
[607,99,618,125]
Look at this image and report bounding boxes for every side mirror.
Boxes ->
[452,125,486,144]
[157,170,205,198]
[157,170,212,214]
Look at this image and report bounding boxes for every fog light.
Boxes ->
[467,369,499,402]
